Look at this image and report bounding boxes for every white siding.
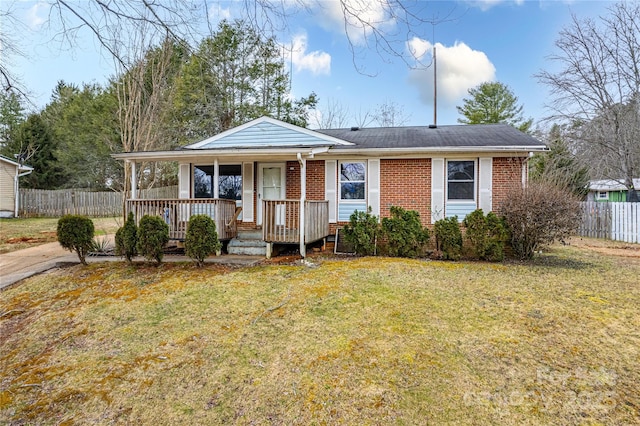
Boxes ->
[431,158,445,223]
[325,160,337,223]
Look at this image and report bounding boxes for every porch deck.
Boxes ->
[125,198,330,246]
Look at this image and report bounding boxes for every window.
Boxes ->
[194,165,213,198]
[597,191,609,200]
[339,162,366,201]
[194,164,242,199]
[447,160,475,201]
[219,165,242,200]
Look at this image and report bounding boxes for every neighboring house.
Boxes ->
[114,116,546,256]
[0,155,33,218]
[587,179,640,202]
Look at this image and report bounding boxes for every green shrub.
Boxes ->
[434,216,462,260]
[137,215,169,264]
[185,215,221,267]
[463,209,508,261]
[381,206,430,258]
[57,215,95,265]
[342,207,380,256]
[115,212,138,262]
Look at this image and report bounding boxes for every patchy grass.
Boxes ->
[0,217,121,254]
[1,244,639,425]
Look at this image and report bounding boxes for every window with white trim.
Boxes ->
[447,160,476,201]
[597,191,609,200]
[339,161,366,201]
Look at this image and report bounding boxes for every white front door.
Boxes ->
[257,163,286,225]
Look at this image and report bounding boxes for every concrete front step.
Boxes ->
[227,229,267,256]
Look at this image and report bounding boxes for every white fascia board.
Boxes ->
[112,147,327,162]
[1,156,34,171]
[324,146,547,157]
[184,116,354,149]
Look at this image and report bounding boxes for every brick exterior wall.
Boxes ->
[492,156,527,213]
[286,160,325,200]
[380,158,432,225]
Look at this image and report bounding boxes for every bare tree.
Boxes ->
[372,99,411,127]
[537,2,640,201]
[115,30,178,195]
[313,98,351,129]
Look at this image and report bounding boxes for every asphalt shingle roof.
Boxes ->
[316,123,544,149]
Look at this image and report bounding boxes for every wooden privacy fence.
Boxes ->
[19,186,178,218]
[578,202,640,243]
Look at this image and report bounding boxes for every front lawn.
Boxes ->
[1,244,638,424]
[0,217,121,254]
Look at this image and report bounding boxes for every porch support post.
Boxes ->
[213,158,219,198]
[130,160,137,200]
[298,153,306,258]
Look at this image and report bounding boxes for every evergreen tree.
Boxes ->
[0,92,27,159]
[170,20,317,145]
[42,81,121,189]
[530,124,590,197]
[457,82,533,133]
[17,114,67,189]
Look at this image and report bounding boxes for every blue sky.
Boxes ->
[6,1,612,129]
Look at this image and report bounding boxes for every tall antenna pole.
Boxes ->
[433,45,437,127]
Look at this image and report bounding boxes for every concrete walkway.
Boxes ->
[0,239,264,291]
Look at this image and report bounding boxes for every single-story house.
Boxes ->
[0,155,33,218]
[113,116,546,257]
[587,179,640,202]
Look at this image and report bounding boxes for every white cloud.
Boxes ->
[288,33,331,76]
[407,38,496,109]
[26,2,47,29]
[465,0,525,11]
[313,0,396,45]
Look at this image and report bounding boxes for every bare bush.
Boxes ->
[500,182,580,260]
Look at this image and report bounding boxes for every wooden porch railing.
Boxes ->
[126,198,238,241]
[262,200,329,244]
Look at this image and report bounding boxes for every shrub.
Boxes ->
[381,206,430,258]
[185,215,221,267]
[115,212,138,262]
[500,181,580,260]
[137,215,169,264]
[434,216,462,260]
[342,207,380,256]
[57,215,95,265]
[463,209,508,261]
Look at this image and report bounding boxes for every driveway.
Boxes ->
[0,241,79,290]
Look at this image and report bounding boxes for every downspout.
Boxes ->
[14,168,33,218]
[297,153,306,258]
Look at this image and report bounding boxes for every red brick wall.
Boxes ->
[380,158,432,225]
[492,156,527,212]
[285,160,325,200]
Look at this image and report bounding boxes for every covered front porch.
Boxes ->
[125,196,329,258]
[113,117,352,257]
